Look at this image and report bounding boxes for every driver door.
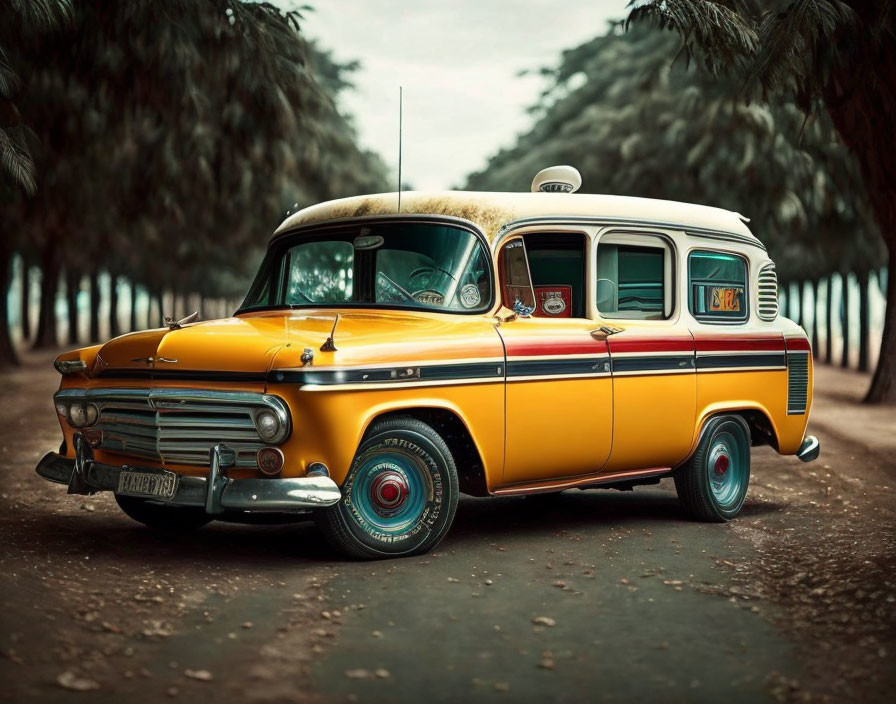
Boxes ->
[495,234,613,487]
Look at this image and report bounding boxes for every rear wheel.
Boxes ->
[315,418,459,560]
[674,415,751,522]
[115,494,211,532]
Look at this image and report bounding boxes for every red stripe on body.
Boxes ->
[694,333,785,353]
[785,336,811,352]
[609,338,694,354]
[503,339,608,357]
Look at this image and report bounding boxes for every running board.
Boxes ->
[491,467,671,497]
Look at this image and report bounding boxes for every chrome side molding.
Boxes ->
[797,435,820,463]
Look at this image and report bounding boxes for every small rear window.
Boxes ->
[688,251,748,322]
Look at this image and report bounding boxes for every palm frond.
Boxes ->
[626,0,759,75]
[0,124,36,195]
[748,0,856,97]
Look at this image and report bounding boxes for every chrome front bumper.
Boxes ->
[35,437,341,514]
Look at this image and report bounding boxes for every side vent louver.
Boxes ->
[757,262,779,321]
[787,353,809,415]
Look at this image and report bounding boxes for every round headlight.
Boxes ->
[254,409,282,442]
[55,402,68,417]
[85,403,99,426]
[68,403,87,428]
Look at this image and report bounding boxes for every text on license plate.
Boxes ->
[117,470,178,499]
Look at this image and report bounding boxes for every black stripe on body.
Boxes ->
[696,353,786,370]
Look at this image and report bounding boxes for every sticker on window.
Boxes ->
[534,285,572,317]
[709,286,743,312]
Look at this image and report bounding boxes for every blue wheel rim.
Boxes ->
[707,431,746,509]
[350,451,430,534]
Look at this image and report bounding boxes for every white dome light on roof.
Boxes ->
[531,165,582,193]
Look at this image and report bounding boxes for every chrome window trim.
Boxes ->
[496,216,765,251]
[687,249,751,325]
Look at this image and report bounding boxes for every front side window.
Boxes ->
[688,251,748,322]
[596,238,671,319]
[240,222,492,314]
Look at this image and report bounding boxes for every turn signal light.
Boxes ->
[256,448,284,476]
[82,428,104,448]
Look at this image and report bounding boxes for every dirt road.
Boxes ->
[1,352,893,703]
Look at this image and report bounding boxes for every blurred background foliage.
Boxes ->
[0,0,893,401]
[469,1,894,402]
[0,0,387,361]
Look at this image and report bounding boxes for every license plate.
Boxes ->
[117,470,178,499]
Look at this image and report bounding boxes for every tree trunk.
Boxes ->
[89,270,100,343]
[865,260,895,402]
[796,281,804,329]
[857,270,870,372]
[19,258,31,342]
[65,269,79,346]
[155,290,165,328]
[840,272,850,369]
[108,274,120,339]
[811,280,820,358]
[129,280,138,332]
[825,275,833,364]
[33,247,60,349]
[823,11,896,400]
[0,239,19,367]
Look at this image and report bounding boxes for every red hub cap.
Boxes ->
[714,454,730,476]
[371,471,409,510]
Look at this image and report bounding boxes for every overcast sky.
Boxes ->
[298,1,627,191]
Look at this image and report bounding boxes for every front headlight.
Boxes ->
[68,403,87,428]
[253,408,287,443]
[59,401,99,428]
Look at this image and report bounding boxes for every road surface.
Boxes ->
[1,352,893,703]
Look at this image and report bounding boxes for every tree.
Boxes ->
[1,1,388,362]
[626,0,896,402]
[467,22,880,285]
[0,0,70,364]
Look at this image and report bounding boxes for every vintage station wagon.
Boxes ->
[37,166,819,559]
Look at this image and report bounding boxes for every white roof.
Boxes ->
[274,190,756,244]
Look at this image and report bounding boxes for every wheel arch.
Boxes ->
[358,402,491,496]
[687,404,780,464]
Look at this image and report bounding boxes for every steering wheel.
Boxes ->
[408,265,455,290]
[376,271,415,302]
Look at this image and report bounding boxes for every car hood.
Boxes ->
[92,310,502,378]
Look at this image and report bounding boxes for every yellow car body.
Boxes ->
[39,185,818,558]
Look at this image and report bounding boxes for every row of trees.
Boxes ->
[0,0,388,365]
[467,5,892,402]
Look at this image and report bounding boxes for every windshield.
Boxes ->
[239,221,493,314]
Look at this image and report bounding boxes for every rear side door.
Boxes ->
[495,232,614,487]
[595,230,697,472]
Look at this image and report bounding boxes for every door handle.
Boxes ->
[590,325,624,340]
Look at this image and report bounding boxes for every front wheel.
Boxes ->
[315,418,459,559]
[674,415,751,522]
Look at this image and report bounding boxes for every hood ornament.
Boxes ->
[164,311,199,330]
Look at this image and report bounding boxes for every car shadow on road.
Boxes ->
[15,482,785,568]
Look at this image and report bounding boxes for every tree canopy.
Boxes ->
[622,0,895,401]
[0,0,388,362]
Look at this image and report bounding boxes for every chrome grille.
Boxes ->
[787,353,809,415]
[55,388,289,468]
[757,262,779,321]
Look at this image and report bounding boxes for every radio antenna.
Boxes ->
[397,86,403,212]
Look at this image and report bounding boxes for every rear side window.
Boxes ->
[596,241,671,319]
[689,251,748,322]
